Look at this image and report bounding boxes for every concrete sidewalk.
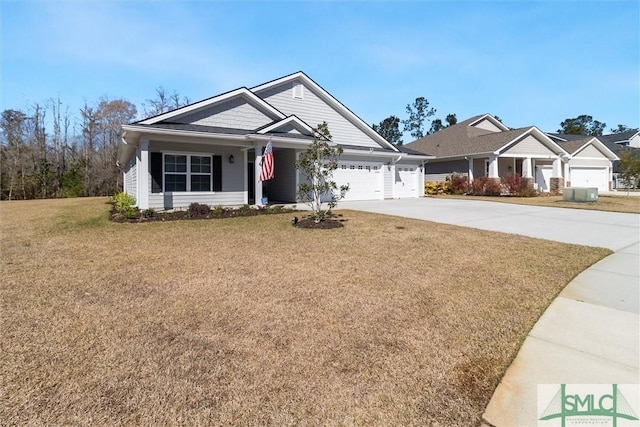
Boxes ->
[338,198,640,426]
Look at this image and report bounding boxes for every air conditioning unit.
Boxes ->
[563,187,597,202]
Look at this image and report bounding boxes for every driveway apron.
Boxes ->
[338,198,640,426]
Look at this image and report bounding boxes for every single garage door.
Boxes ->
[535,165,553,192]
[570,167,608,192]
[333,162,382,201]
[394,166,418,198]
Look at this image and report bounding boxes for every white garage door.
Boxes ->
[333,162,382,201]
[571,167,608,192]
[395,166,418,198]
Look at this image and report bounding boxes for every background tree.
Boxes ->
[445,113,457,126]
[610,124,639,134]
[402,97,436,140]
[143,86,190,117]
[427,119,444,135]
[372,115,403,145]
[295,122,349,222]
[427,113,457,135]
[558,115,606,136]
[617,149,640,191]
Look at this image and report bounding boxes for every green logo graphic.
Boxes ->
[539,384,638,426]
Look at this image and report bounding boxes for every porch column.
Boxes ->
[550,156,564,194]
[522,157,533,178]
[468,158,474,181]
[552,156,562,177]
[488,155,499,178]
[254,144,264,206]
[138,139,150,210]
[243,149,249,204]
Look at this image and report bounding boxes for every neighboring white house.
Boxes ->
[118,72,431,210]
[405,114,618,192]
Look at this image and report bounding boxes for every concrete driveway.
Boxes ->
[338,197,640,426]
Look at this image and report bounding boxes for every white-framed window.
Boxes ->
[164,154,212,192]
[349,165,355,170]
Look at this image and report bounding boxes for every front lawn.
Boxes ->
[0,197,610,425]
[433,194,640,214]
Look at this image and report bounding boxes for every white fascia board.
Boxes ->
[497,127,570,157]
[341,148,432,160]
[122,124,254,146]
[257,115,313,135]
[252,72,400,153]
[468,114,510,132]
[137,88,285,125]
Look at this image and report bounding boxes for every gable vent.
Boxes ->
[292,82,304,99]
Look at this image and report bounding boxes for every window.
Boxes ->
[164,154,213,192]
[358,165,363,170]
[165,155,187,191]
[190,155,212,191]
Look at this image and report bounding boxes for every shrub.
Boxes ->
[212,205,224,217]
[123,206,139,219]
[470,177,501,196]
[501,173,537,197]
[449,173,469,195]
[187,203,211,216]
[502,173,522,194]
[424,181,450,195]
[110,192,136,213]
[240,204,253,215]
[142,208,155,218]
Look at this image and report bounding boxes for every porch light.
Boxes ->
[229,154,235,164]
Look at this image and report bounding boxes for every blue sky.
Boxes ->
[2,0,639,140]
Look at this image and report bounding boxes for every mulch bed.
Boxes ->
[109,204,296,223]
[110,204,346,229]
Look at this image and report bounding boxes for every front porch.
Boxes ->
[467,155,564,193]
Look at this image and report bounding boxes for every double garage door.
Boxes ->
[570,167,609,192]
[333,162,382,201]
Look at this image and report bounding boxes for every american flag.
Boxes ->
[259,139,274,181]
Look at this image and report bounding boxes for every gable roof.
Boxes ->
[556,136,619,160]
[405,115,566,158]
[252,71,400,152]
[136,87,285,125]
[549,132,636,157]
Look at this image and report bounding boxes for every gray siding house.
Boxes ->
[118,72,430,210]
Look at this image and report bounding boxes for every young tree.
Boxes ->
[295,122,349,222]
[618,149,640,192]
[558,115,606,136]
[402,97,436,140]
[372,115,403,145]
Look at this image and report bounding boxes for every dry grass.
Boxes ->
[434,194,640,214]
[1,198,610,426]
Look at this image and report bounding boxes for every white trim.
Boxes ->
[468,114,510,132]
[497,127,569,157]
[138,88,285,125]
[568,137,619,161]
[257,115,313,135]
[161,152,215,194]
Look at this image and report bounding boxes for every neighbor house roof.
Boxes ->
[549,132,637,157]
[405,115,566,159]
